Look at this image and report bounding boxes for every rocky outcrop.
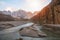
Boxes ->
[31,0,60,24]
[31,5,51,24]
[43,24,60,34]
[49,0,60,24]
[19,26,47,38]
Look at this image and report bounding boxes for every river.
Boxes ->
[0,22,60,40]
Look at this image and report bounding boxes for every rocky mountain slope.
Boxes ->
[31,0,60,24]
[0,11,15,21]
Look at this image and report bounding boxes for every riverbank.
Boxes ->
[0,21,60,40]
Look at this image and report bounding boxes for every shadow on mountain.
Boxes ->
[0,11,15,21]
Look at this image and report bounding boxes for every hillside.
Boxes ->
[0,11,15,21]
[31,0,60,24]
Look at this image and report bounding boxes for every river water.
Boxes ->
[0,23,60,40]
[21,25,60,40]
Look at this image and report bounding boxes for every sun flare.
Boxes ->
[25,0,51,12]
[30,0,39,8]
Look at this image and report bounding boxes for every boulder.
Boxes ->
[16,38,23,40]
[19,26,47,38]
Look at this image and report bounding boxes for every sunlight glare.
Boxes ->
[25,0,52,13]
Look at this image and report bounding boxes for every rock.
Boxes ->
[19,26,47,38]
[0,12,15,21]
[16,38,23,40]
[0,23,15,31]
[43,24,60,34]
[31,0,60,24]
[38,31,47,37]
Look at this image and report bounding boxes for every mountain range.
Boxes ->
[0,10,33,19]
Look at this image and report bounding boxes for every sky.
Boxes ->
[0,0,52,13]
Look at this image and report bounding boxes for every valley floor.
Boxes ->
[0,21,30,27]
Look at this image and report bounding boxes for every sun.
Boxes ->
[25,0,52,13]
[25,0,41,12]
